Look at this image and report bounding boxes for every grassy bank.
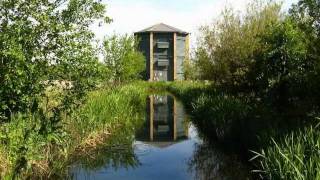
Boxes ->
[0,83,148,179]
[1,81,318,179]
[253,124,320,179]
[154,81,320,179]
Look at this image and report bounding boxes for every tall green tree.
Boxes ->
[290,0,320,97]
[0,0,111,119]
[194,1,282,88]
[290,0,319,66]
[250,18,309,102]
[103,34,145,83]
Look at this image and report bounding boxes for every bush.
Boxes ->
[194,1,282,87]
[0,0,111,120]
[103,35,145,82]
[0,83,148,178]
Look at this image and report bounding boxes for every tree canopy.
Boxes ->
[0,0,111,119]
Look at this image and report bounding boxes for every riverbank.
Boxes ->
[0,84,148,179]
[0,81,319,179]
[151,81,320,179]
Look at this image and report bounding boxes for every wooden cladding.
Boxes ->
[173,33,177,80]
[149,32,154,81]
[135,30,189,81]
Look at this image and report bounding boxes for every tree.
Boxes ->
[194,1,282,89]
[250,18,309,102]
[287,0,320,101]
[103,34,145,83]
[291,0,320,35]
[0,0,111,119]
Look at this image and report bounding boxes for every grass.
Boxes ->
[150,81,320,180]
[251,121,320,180]
[0,82,149,179]
[68,84,147,153]
[1,81,319,179]
[0,112,65,178]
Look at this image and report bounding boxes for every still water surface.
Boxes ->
[70,95,249,180]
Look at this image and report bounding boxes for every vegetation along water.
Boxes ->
[0,0,319,179]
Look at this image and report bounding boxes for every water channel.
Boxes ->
[69,95,249,180]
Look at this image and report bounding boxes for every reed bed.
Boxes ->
[0,83,148,179]
[159,81,320,180]
[251,121,320,180]
[1,81,318,179]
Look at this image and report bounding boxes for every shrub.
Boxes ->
[103,35,145,83]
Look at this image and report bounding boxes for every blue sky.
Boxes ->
[93,0,299,46]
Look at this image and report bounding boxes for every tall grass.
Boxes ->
[1,81,318,179]
[68,84,147,153]
[0,83,148,179]
[0,112,67,179]
[159,81,320,179]
[251,121,320,179]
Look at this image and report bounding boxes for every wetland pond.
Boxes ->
[69,95,250,180]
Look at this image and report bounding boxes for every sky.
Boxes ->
[93,0,299,47]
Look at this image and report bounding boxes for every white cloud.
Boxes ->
[92,0,298,47]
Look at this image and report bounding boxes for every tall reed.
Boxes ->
[251,121,320,180]
[0,83,148,179]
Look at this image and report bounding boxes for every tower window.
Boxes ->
[157,42,169,49]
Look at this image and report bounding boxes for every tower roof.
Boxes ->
[135,23,188,34]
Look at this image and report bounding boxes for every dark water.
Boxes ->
[69,95,249,180]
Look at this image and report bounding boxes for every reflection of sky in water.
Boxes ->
[188,124,199,140]
[69,96,249,180]
[71,127,199,180]
[104,140,199,180]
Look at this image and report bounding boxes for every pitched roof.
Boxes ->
[135,23,188,34]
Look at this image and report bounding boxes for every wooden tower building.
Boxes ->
[134,23,190,81]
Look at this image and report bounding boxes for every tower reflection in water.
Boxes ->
[69,95,250,180]
[135,95,189,148]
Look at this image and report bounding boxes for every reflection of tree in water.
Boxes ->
[188,140,250,180]
[74,143,140,171]
[71,120,145,172]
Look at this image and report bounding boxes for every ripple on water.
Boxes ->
[133,141,153,156]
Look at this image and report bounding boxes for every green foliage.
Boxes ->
[252,121,320,180]
[244,0,320,104]
[163,81,320,179]
[0,0,114,176]
[69,84,147,170]
[250,18,309,99]
[73,84,147,138]
[193,0,320,104]
[0,83,148,178]
[289,0,320,100]
[0,111,67,178]
[183,60,198,80]
[291,0,320,39]
[103,34,145,82]
[194,1,282,86]
[165,82,264,150]
[0,0,110,119]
